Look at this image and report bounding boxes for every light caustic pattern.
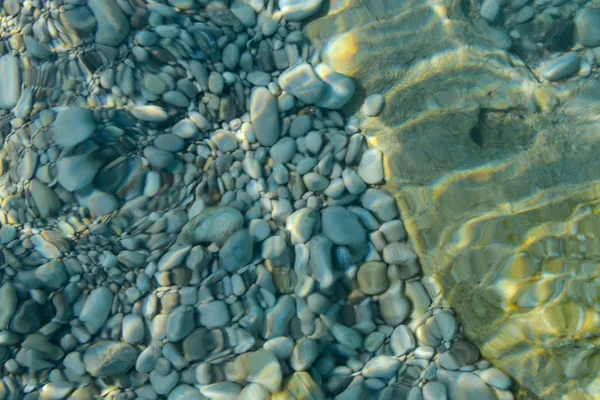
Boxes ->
[307,0,600,398]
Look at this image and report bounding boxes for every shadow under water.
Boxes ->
[306,0,600,398]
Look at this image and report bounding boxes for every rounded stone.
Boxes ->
[576,8,600,47]
[357,261,389,295]
[83,341,137,377]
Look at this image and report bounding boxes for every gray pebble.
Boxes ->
[358,149,384,185]
[362,93,385,116]
[270,137,297,164]
[541,53,580,82]
[166,305,195,342]
[250,87,280,146]
[84,340,137,377]
[198,301,231,328]
[219,229,253,272]
[303,172,329,192]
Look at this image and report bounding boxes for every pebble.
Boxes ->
[331,324,362,350]
[181,206,244,244]
[379,282,410,326]
[358,149,384,184]
[244,350,283,392]
[0,283,17,329]
[362,356,402,379]
[477,368,512,390]
[0,225,17,244]
[278,63,326,105]
[173,119,199,139]
[289,114,313,137]
[198,301,231,328]
[541,53,581,82]
[250,87,280,146]
[219,229,253,272]
[303,172,329,192]
[278,0,324,21]
[391,325,416,356]
[451,373,498,400]
[362,94,385,116]
[131,105,169,122]
[286,208,317,244]
[270,137,297,163]
[480,0,500,23]
[423,381,447,400]
[154,134,185,152]
[0,54,21,110]
[122,314,145,344]
[383,241,417,265]
[576,8,600,47]
[87,0,130,46]
[247,71,272,86]
[167,305,195,342]
[29,179,61,218]
[79,287,113,335]
[313,63,356,109]
[211,130,238,152]
[342,168,367,194]
[361,189,399,221]
[357,261,389,295]
[150,369,179,395]
[83,341,137,377]
[201,382,242,400]
[321,205,367,259]
[290,338,318,371]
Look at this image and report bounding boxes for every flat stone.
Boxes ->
[313,63,355,109]
[0,225,16,244]
[357,261,389,295]
[35,260,68,289]
[219,229,253,272]
[211,130,238,152]
[358,149,384,184]
[244,350,282,393]
[270,137,297,164]
[62,6,97,38]
[360,189,398,222]
[122,314,145,344]
[24,35,51,59]
[181,206,244,244]
[541,53,580,82]
[576,8,600,47]
[477,368,512,390]
[289,114,313,138]
[362,356,401,379]
[0,283,17,329]
[378,282,410,326]
[362,93,385,116]
[303,172,329,192]
[321,205,367,260]
[173,118,199,139]
[131,105,169,122]
[286,208,317,244]
[198,301,231,328]
[52,107,95,147]
[76,189,118,218]
[87,0,130,46]
[144,146,175,169]
[391,325,416,356]
[144,73,168,95]
[250,87,280,146]
[0,54,21,110]
[79,287,113,335]
[167,305,195,342]
[278,63,325,104]
[278,0,324,21]
[84,341,137,377]
[57,152,102,192]
[29,179,61,218]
